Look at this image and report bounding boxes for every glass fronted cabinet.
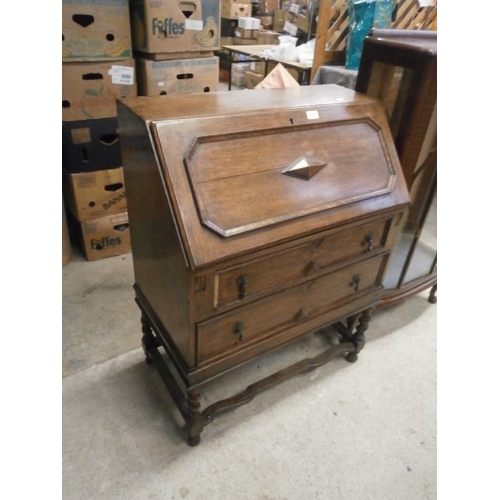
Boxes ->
[355,29,437,306]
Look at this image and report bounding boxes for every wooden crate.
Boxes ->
[311,0,437,81]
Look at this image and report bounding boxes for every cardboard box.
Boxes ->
[234,28,258,40]
[273,10,287,32]
[257,0,280,12]
[62,60,137,121]
[256,30,281,44]
[231,62,249,87]
[63,167,127,221]
[283,20,299,36]
[221,2,252,20]
[221,17,238,37]
[62,118,122,173]
[216,45,233,70]
[130,0,220,54]
[256,12,274,30]
[79,211,131,261]
[296,13,310,33]
[136,56,219,96]
[232,37,260,45]
[244,69,265,89]
[62,0,132,61]
[287,0,308,14]
[133,50,214,61]
[252,61,267,74]
[238,17,260,30]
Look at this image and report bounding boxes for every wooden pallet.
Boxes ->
[311,0,437,81]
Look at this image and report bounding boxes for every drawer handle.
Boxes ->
[294,308,309,322]
[233,321,244,341]
[364,232,374,253]
[237,275,248,299]
[303,260,319,277]
[350,274,361,292]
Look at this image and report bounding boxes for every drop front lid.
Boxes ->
[119,85,408,269]
[180,116,396,237]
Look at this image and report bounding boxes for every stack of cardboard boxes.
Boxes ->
[234,16,261,43]
[218,0,302,88]
[282,0,318,41]
[62,0,137,261]
[130,0,221,96]
[222,0,253,19]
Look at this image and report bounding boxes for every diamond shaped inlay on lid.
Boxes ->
[281,156,327,180]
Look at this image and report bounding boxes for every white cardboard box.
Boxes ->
[238,17,261,29]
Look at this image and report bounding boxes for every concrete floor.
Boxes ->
[62,81,437,499]
[62,240,437,500]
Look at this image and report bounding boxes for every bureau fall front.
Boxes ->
[117,85,410,445]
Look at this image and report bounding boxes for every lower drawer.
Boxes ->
[196,253,388,365]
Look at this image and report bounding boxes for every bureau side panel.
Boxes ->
[117,101,191,365]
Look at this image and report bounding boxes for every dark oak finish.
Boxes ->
[117,85,410,445]
[355,29,437,306]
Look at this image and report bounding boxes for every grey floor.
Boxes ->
[62,80,437,499]
[62,243,437,500]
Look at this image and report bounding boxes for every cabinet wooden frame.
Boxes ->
[355,29,437,306]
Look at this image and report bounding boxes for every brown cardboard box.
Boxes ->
[133,50,215,61]
[256,30,281,44]
[79,211,131,261]
[287,0,308,12]
[222,0,252,5]
[296,13,310,33]
[256,12,274,30]
[130,0,220,54]
[221,2,252,20]
[232,37,260,45]
[234,28,258,40]
[252,61,267,74]
[220,36,236,46]
[136,56,219,96]
[62,60,137,121]
[244,69,265,89]
[257,0,280,12]
[62,0,132,61]
[62,118,122,173]
[273,10,287,32]
[63,168,127,222]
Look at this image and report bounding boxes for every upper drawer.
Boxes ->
[197,253,388,366]
[215,217,392,309]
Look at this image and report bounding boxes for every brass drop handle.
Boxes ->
[351,274,361,292]
[364,232,374,253]
[233,321,244,341]
[237,275,248,299]
[303,260,319,277]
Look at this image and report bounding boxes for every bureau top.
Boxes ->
[118,85,410,269]
[118,84,371,122]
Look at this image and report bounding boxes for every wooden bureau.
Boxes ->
[117,85,410,445]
